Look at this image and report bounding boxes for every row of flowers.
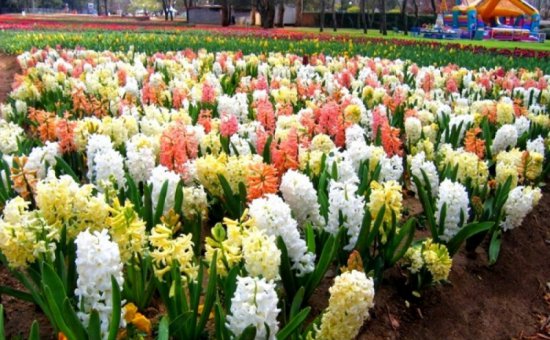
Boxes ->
[0,47,548,339]
[0,26,549,72]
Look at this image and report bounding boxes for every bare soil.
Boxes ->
[0,54,549,339]
[0,55,19,104]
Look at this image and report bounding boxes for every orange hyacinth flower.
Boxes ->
[159,121,199,176]
[246,162,279,201]
[56,116,77,153]
[28,108,57,142]
[381,125,403,157]
[464,127,485,159]
[10,156,37,200]
[271,129,299,175]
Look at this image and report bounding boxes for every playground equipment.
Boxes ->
[442,0,541,41]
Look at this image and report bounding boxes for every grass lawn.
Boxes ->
[289,27,550,51]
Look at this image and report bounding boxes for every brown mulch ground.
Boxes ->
[0,54,549,339]
[0,55,19,104]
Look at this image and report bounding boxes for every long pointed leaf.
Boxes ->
[276,307,310,340]
[447,221,493,255]
[108,277,121,340]
[197,253,218,337]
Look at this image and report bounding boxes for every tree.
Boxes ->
[221,0,229,26]
[331,0,337,31]
[379,0,387,35]
[360,0,367,33]
[412,0,419,27]
[161,0,174,20]
[295,0,302,26]
[320,0,325,32]
[430,0,437,19]
[182,0,193,23]
[276,0,284,27]
[256,0,275,28]
[401,0,408,34]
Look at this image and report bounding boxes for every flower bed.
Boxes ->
[0,47,548,339]
[0,17,549,71]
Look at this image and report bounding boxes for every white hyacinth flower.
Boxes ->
[248,194,315,276]
[226,276,280,340]
[74,229,124,339]
[434,179,470,241]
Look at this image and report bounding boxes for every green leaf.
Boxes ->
[157,316,169,340]
[125,174,142,212]
[372,205,386,240]
[87,310,101,340]
[43,286,76,340]
[218,174,239,216]
[143,184,154,229]
[224,266,240,312]
[153,180,169,225]
[0,285,34,303]
[215,303,228,340]
[354,209,373,254]
[277,237,296,301]
[107,277,121,340]
[305,224,316,254]
[289,287,305,320]
[389,218,416,265]
[61,299,87,340]
[412,175,438,241]
[488,229,502,265]
[174,181,183,216]
[42,263,67,312]
[447,221,493,256]
[28,320,40,340]
[276,307,310,340]
[54,156,79,182]
[197,253,218,337]
[262,135,273,164]
[437,202,447,236]
[169,312,193,337]
[0,305,4,340]
[172,264,188,319]
[238,325,257,340]
[304,233,338,302]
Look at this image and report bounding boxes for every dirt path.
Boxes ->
[360,186,550,339]
[0,54,549,339]
[0,55,19,104]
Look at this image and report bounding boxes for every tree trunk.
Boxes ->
[162,0,168,20]
[430,0,437,19]
[360,0,367,33]
[257,0,275,28]
[103,0,108,15]
[295,0,302,26]
[401,0,408,34]
[380,0,387,35]
[170,0,174,21]
[251,5,256,26]
[331,0,337,31]
[277,2,285,27]
[320,0,325,32]
[412,0,419,27]
[268,4,275,27]
[95,0,100,15]
[221,0,229,26]
[184,0,191,23]
[367,0,375,27]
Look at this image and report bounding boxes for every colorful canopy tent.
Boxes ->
[447,0,540,34]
